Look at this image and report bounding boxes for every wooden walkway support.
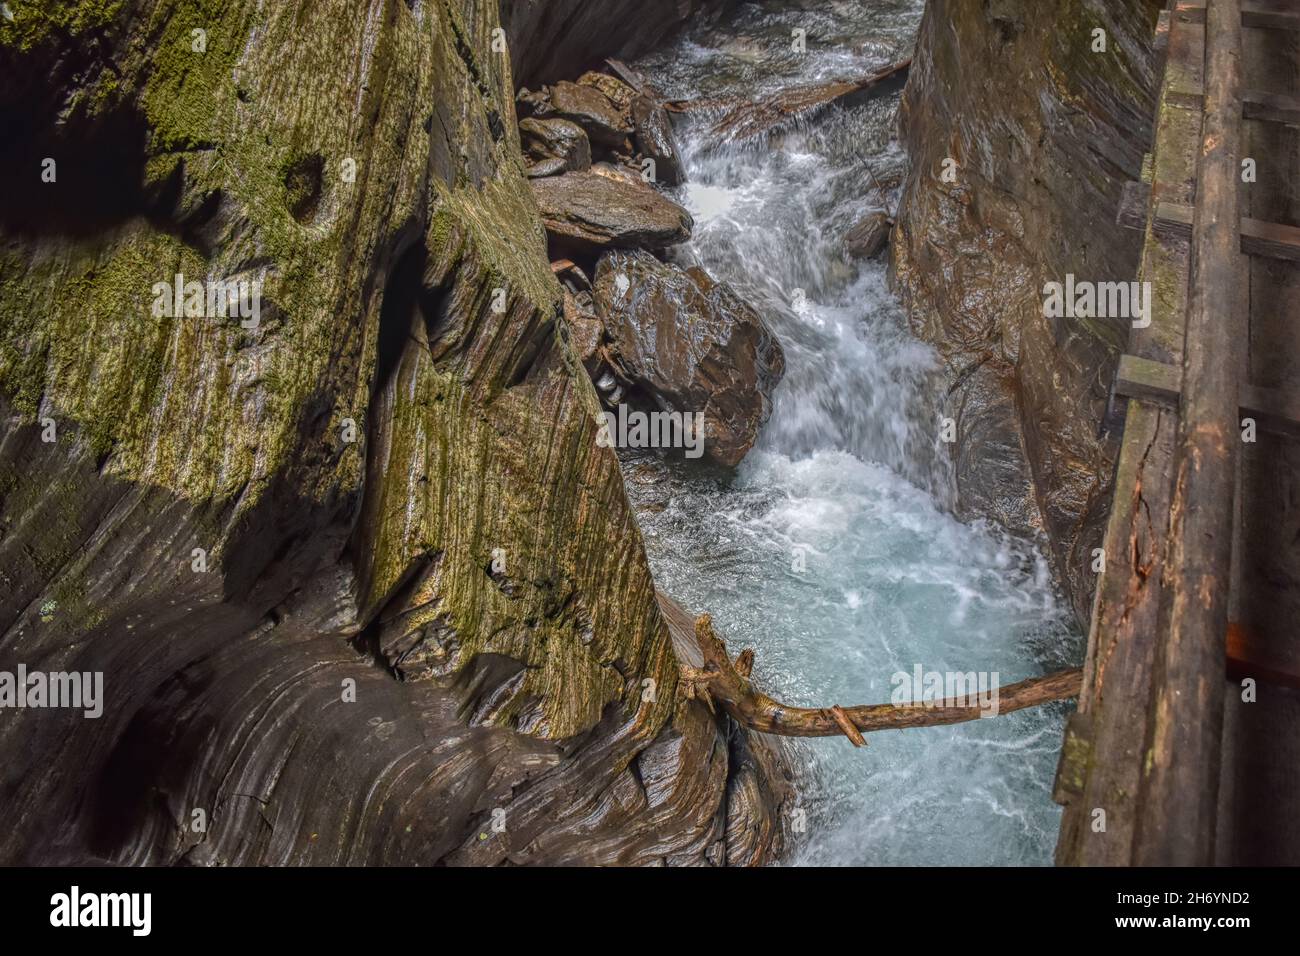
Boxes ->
[1133,0,1243,867]
[1055,0,1300,865]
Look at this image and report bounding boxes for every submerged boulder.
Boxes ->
[531,171,693,254]
[592,250,785,467]
[845,210,892,259]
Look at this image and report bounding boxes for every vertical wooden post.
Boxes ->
[1133,0,1243,865]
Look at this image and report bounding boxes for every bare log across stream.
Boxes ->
[677,613,1083,747]
[663,57,911,145]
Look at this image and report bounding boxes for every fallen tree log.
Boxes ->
[663,57,912,144]
[678,614,1083,746]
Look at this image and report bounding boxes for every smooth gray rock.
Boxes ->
[526,157,569,178]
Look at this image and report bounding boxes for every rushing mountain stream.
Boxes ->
[628,1,1082,865]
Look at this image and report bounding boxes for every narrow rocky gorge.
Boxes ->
[0,0,1179,869]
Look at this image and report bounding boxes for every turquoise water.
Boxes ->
[629,1,1081,865]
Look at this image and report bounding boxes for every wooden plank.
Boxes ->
[1176,1,1300,31]
[1114,354,1300,437]
[1152,200,1196,238]
[1243,383,1300,437]
[1225,14,1300,863]
[1241,217,1300,260]
[1155,9,1172,61]
[1166,86,1205,110]
[1123,189,1300,259]
[1244,89,1300,125]
[1133,0,1244,867]
[1056,400,1178,865]
[1168,86,1300,124]
[1114,353,1181,404]
[1056,0,1204,869]
[1151,201,1300,260]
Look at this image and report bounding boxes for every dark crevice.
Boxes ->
[373,243,429,394]
[0,102,154,237]
[349,552,437,677]
[441,2,505,143]
[284,152,325,224]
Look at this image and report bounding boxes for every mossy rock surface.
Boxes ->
[0,0,791,866]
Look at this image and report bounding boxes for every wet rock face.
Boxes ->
[845,211,891,260]
[0,0,786,866]
[531,171,693,255]
[892,0,1162,625]
[592,251,786,467]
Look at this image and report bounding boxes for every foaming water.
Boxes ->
[628,3,1080,865]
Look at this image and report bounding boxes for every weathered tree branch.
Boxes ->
[679,614,1083,747]
[661,58,912,145]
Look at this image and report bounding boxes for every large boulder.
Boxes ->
[547,80,633,148]
[576,71,685,186]
[531,171,693,254]
[519,117,591,172]
[578,71,638,114]
[592,250,785,467]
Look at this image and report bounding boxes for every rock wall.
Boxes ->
[502,0,730,89]
[0,0,789,865]
[892,0,1164,625]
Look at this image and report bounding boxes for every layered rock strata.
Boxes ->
[0,0,788,866]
